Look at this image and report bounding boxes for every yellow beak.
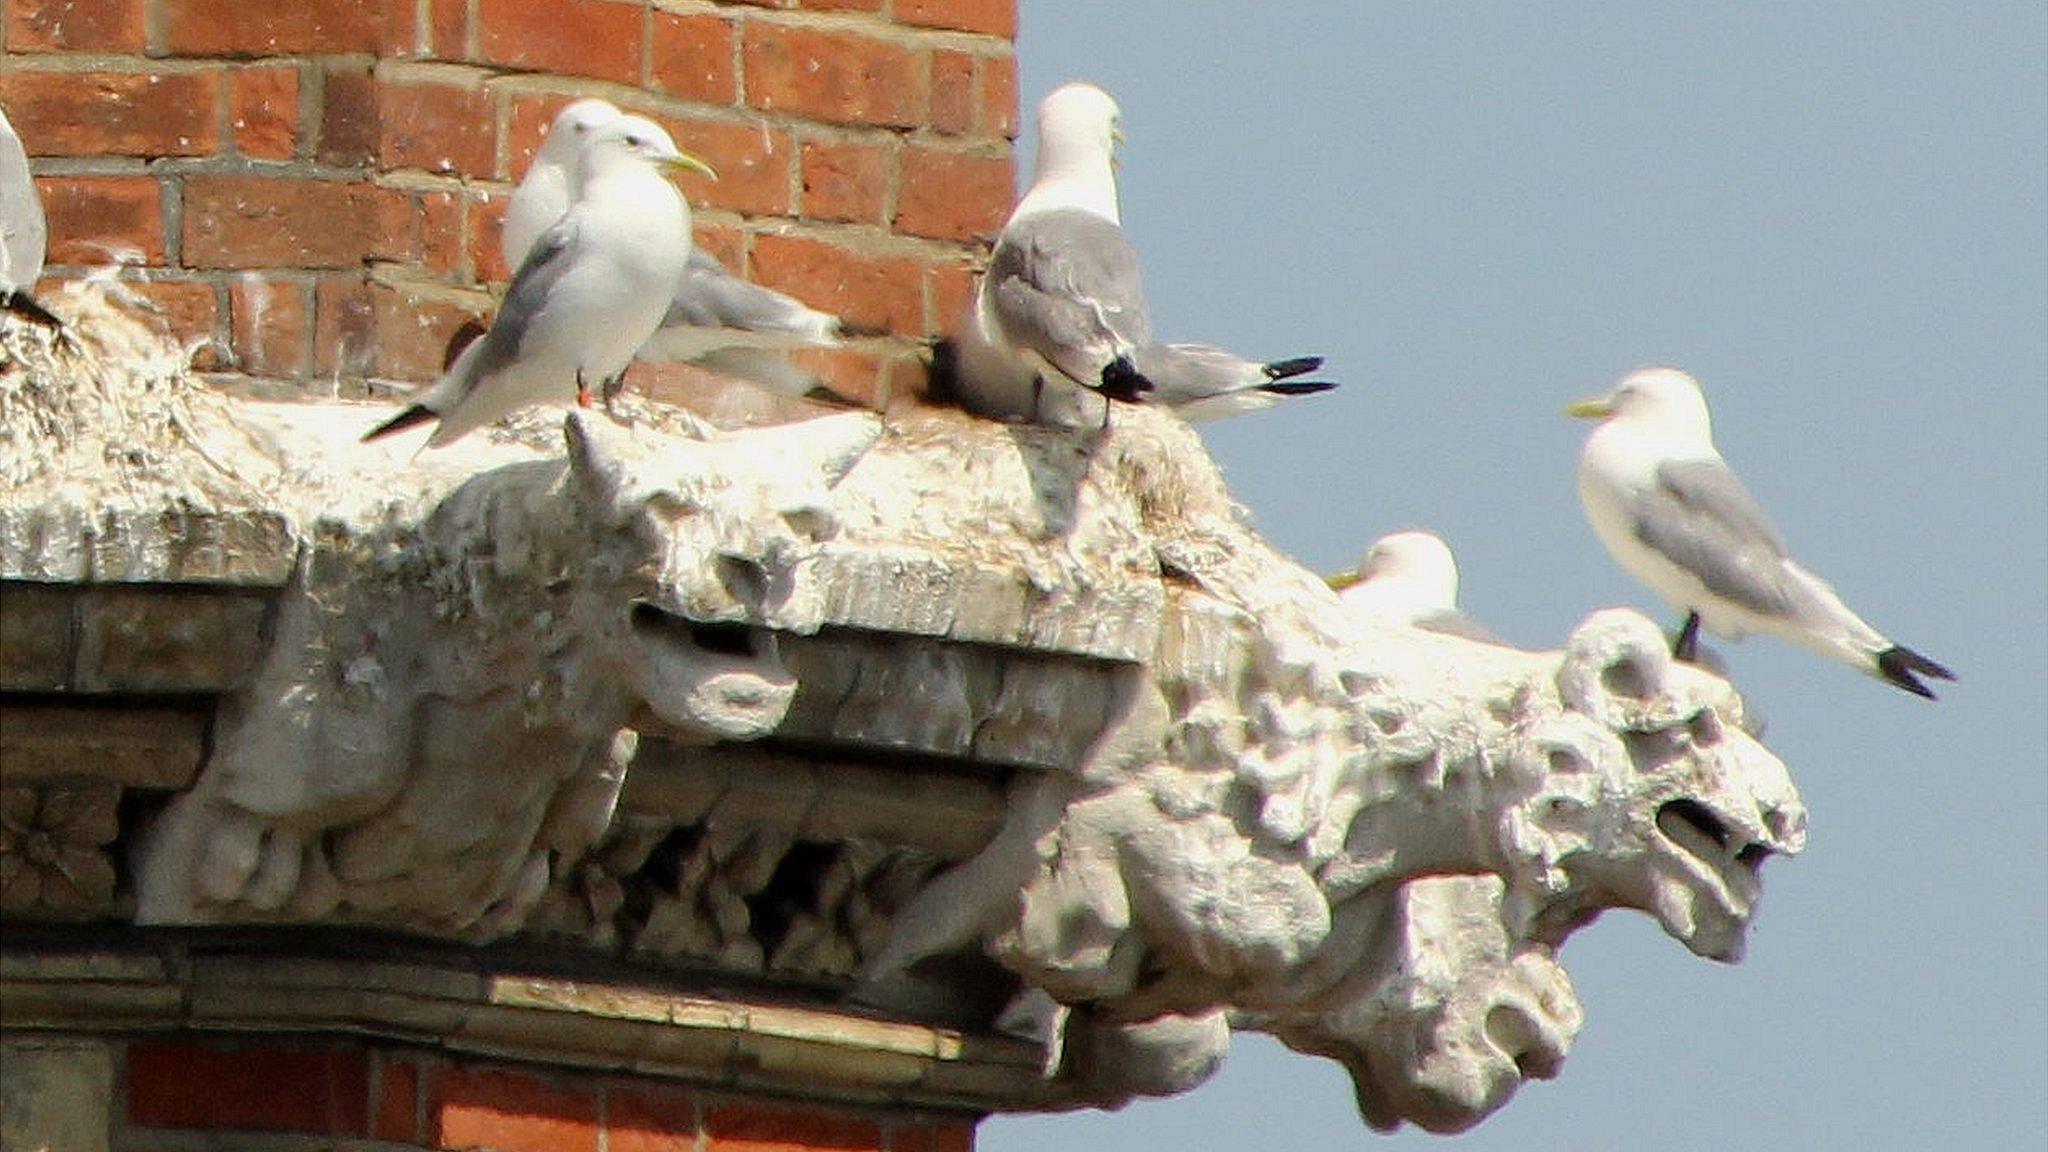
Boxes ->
[659,152,719,181]
[1565,396,1614,420]
[1325,570,1364,592]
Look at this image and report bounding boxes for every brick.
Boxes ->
[693,225,745,272]
[314,273,377,377]
[895,147,1010,242]
[378,80,493,176]
[230,273,312,375]
[502,92,580,181]
[466,191,512,283]
[110,277,224,366]
[895,0,1015,37]
[926,258,976,332]
[158,0,404,56]
[5,0,146,52]
[929,51,976,136]
[73,587,268,692]
[605,1084,697,1152]
[980,54,1017,139]
[419,190,466,279]
[126,1042,369,1135]
[799,137,889,224]
[427,1066,598,1152]
[425,0,468,59]
[374,1056,419,1143]
[798,0,883,11]
[230,65,301,160]
[0,582,75,691]
[182,175,409,268]
[657,115,791,218]
[37,176,166,267]
[702,1102,883,1152]
[370,281,489,382]
[0,703,206,789]
[788,345,888,408]
[750,233,923,336]
[742,24,924,129]
[887,1123,976,1152]
[0,70,220,159]
[651,11,737,104]
[318,64,379,166]
[476,0,642,86]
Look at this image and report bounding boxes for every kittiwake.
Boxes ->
[950,82,1334,427]
[363,115,715,448]
[1568,366,1954,698]
[1329,530,1503,643]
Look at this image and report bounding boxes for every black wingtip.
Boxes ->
[1262,356,1324,381]
[1259,379,1339,398]
[1098,355,1155,403]
[1876,645,1955,700]
[361,404,438,444]
[2,288,68,334]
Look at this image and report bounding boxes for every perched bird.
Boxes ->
[363,116,715,448]
[951,82,1333,426]
[0,104,65,334]
[500,98,627,276]
[1329,530,1503,643]
[1568,367,1954,698]
[497,97,854,404]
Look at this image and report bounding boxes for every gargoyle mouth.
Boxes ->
[623,600,795,740]
[630,601,761,659]
[1654,797,1769,920]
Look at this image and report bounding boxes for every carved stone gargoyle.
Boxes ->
[4,296,1807,1137]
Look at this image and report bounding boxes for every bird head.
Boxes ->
[1567,366,1714,440]
[538,98,624,167]
[580,115,718,184]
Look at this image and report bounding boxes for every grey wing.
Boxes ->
[987,209,1151,384]
[1130,344,1261,402]
[664,248,839,341]
[0,108,47,287]
[1636,458,1800,616]
[458,217,584,388]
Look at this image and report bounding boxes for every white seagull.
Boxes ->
[363,115,715,448]
[0,104,64,334]
[950,82,1334,426]
[1569,366,1954,698]
[497,98,854,404]
[1329,531,1502,643]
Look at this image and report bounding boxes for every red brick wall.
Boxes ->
[0,0,1017,402]
[84,1037,973,1151]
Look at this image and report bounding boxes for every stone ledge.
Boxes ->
[0,937,1049,1113]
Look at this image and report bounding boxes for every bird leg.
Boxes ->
[575,369,595,409]
[1672,611,1702,662]
[599,371,628,419]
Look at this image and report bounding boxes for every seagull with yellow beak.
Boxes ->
[364,115,715,448]
[1568,366,1954,698]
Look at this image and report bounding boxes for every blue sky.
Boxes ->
[983,4,2047,1149]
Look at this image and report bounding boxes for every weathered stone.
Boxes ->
[73,587,269,692]
[0,703,206,789]
[0,1039,114,1152]
[0,581,76,690]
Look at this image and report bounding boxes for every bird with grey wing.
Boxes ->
[478,97,865,406]
[946,82,1335,427]
[361,115,716,448]
[0,104,67,336]
[1569,367,1954,698]
[1328,530,1507,645]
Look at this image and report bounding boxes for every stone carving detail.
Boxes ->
[0,783,121,919]
[3,298,1810,1136]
